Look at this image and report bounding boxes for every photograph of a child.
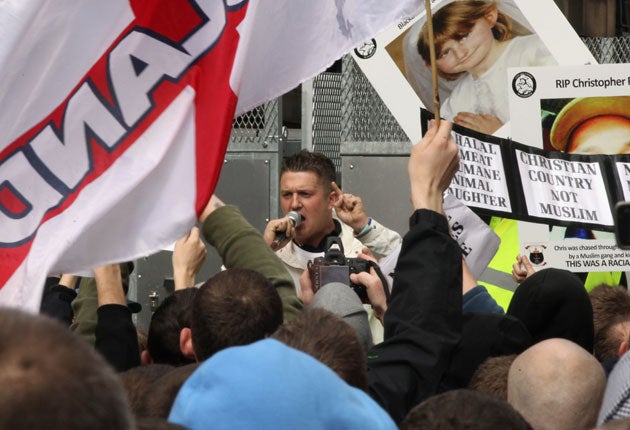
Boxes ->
[387,0,556,135]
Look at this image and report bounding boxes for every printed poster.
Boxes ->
[508,63,630,272]
[351,0,595,143]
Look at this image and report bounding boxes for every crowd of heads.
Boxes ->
[9,133,630,430]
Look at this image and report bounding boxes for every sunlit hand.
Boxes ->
[331,182,369,232]
[408,119,459,213]
[173,226,207,290]
[299,268,315,305]
[512,254,535,283]
[350,252,388,325]
[264,215,297,250]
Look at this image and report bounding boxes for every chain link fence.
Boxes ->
[312,73,343,172]
[582,36,630,63]
[229,100,281,148]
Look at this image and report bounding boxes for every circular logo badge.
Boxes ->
[512,72,536,98]
[354,39,377,59]
[525,244,547,266]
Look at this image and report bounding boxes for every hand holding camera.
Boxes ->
[350,253,389,324]
[307,237,390,305]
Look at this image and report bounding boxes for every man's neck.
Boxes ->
[296,219,340,252]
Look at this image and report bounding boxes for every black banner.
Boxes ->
[421,109,630,233]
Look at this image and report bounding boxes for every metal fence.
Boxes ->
[229,99,281,150]
[312,73,343,172]
[582,36,630,63]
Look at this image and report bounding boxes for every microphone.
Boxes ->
[272,211,302,249]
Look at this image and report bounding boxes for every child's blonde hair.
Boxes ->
[417,0,513,81]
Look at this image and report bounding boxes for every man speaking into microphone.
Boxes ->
[263,150,402,341]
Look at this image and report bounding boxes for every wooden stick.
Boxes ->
[424,0,440,126]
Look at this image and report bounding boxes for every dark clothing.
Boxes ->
[297,219,343,253]
[71,262,135,345]
[40,279,77,325]
[507,268,594,352]
[95,304,140,372]
[462,285,505,315]
[438,312,532,392]
[70,277,99,345]
[69,262,141,371]
[603,356,619,377]
[367,209,462,424]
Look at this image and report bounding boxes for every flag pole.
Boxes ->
[424,0,440,126]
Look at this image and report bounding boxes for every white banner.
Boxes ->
[0,0,429,310]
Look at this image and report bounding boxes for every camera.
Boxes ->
[614,201,630,250]
[307,236,371,303]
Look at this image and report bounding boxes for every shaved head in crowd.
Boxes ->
[508,338,606,430]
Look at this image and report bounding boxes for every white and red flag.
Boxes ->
[0,0,424,310]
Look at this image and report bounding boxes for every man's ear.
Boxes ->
[618,339,629,358]
[179,327,197,362]
[328,181,340,210]
[140,349,153,365]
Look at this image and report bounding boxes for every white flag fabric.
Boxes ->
[0,0,425,311]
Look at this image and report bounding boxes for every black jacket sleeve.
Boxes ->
[367,209,462,423]
[40,280,77,325]
[95,304,140,372]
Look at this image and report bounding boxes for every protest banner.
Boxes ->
[508,63,630,271]
[351,0,595,142]
[0,0,429,310]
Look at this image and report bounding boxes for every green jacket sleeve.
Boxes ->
[202,205,303,321]
[70,276,98,345]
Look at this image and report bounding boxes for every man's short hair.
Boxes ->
[0,308,133,429]
[191,268,283,361]
[590,284,630,336]
[281,150,337,190]
[272,307,368,391]
[147,288,198,366]
[137,363,200,419]
[400,389,532,429]
[594,314,630,362]
[119,363,175,415]
[468,354,517,401]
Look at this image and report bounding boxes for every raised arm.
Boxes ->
[200,195,303,321]
[172,226,207,290]
[367,120,462,423]
[93,263,140,371]
[332,181,402,258]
